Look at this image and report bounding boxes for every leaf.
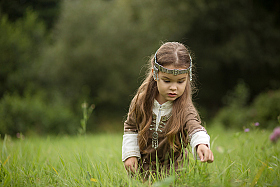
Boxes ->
[250,163,266,187]
[3,155,10,166]
[52,166,58,175]
[59,155,65,167]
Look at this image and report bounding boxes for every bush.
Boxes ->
[212,81,250,129]
[249,90,280,128]
[213,81,280,129]
[0,92,79,136]
[0,9,46,97]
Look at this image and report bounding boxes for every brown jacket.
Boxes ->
[123,101,207,173]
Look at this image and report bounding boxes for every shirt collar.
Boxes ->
[153,99,173,110]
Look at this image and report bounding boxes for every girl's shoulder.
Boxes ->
[184,102,200,120]
[185,102,196,112]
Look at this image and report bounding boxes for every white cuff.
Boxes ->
[190,131,210,159]
[122,134,141,162]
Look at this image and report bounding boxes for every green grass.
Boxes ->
[0,125,279,186]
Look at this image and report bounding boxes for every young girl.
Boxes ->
[122,42,214,176]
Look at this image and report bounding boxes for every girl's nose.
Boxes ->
[170,84,177,91]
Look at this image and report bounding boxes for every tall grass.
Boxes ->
[0,125,279,186]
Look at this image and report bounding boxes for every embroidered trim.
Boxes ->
[150,113,172,149]
[188,127,207,142]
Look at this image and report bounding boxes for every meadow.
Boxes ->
[0,125,279,186]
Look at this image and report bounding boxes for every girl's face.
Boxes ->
[155,65,188,104]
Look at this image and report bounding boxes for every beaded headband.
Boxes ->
[153,50,192,81]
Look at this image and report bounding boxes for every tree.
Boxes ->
[0,0,61,30]
[0,10,46,97]
[38,0,184,119]
[178,0,280,116]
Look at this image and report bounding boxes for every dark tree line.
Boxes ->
[0,0,279,134]
[0,0,61,30]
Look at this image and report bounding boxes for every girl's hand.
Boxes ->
[124,157,138,173]
[197,144,214,163]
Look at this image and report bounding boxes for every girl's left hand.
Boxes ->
[197,144,214,163]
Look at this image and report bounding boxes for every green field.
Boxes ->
[1,125,279,186]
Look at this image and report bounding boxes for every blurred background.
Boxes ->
[0,0,279,136]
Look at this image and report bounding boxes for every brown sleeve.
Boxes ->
[124,113,138,134]
[124,97,139,134]
[184,104,207,141]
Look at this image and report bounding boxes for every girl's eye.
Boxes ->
[163,80,170,83]
[178,80,185,84]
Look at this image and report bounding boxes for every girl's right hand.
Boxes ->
[124,157,138,173]
[197,144,214,163]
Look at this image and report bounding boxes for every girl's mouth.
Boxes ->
[168,93,177,97]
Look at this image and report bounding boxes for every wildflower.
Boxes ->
[81,102,88,109]
[270,126,280,143]
[90,178,98,182]
[90,104,95,110]
[244,128,250,132]
[254,122,260,126]
[16,133,21,138]
[16,132,25,139]
[87,171,98,182]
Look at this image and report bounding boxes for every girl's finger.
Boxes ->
[198,151,205,162]
[207,151,214,163]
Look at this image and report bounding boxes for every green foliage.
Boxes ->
[0,0,61,30]
[38,0,184,117]
[1,0,280,133]
[249,90,280,128]
[79,102,95,135]
[37,0,280,120]
[184,0,280,114]
[213,81,280,129]
[213,81,250,129]
[0,9,46,97]
[0,92,78,136]
[222,80,250,108]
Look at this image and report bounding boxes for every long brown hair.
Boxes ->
[128,42,198,152]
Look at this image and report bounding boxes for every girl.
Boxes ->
[122,42,214,176]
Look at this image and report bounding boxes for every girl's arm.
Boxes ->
[122,105,141,160]
[122,133,141,161]
[190,131,214,163]
[122,109,141,172]
[184,105,214,162]
[190,131,210,158]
